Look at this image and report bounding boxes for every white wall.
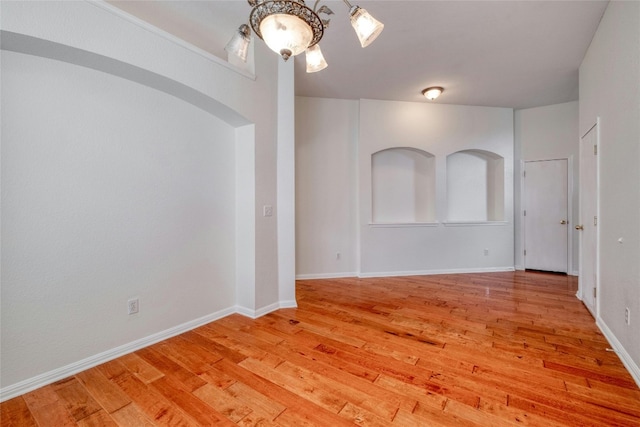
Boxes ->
[579,1,640,383]
[1,49,236,387]
[295,97,514,277]
[1,0,294,399]
[295,97,359,278]
[514,101,579,273]
[277,60,297,303]
[359,100,514,276]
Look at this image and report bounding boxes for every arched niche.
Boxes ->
[371,147,436,223]
[446,149,505,221]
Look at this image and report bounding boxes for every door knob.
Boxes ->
[575,225,584,230]
[560,220,567,224]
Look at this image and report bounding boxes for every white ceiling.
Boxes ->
[109,0,608,109]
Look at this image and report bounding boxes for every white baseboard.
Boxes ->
[514,264,525,271]
[295,272,359,280]
[235,300,297,319]
[570,270,579,276]
[0,299,296,402]
[596,317,640,388]
[278,300,298,309]
[358,266,515,278]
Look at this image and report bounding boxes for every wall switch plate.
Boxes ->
[128,298,139,315]
[263,205,273,217]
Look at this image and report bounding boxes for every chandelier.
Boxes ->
[225,0,384,73]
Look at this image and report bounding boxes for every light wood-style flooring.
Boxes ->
[2,271,640,426]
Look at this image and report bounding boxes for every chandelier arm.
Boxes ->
[342,0,353,9]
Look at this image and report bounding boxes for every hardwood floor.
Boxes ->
[2,271,639,426]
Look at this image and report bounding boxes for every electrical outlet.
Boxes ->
[263,205,273,217]
[484,248,489,256]
[336,252,341,260]
[624,308,630,325]
[128,298,139,315]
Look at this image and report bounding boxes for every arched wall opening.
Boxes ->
[371,147,436,223]
[446,149,505,222]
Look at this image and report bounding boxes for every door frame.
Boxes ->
[519,156,574,275]
[578,119,600,316]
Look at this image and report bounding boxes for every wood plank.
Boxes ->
[191,383,252,423]
[110,372,198,427]
[213,358,355,427]
[275,359,399,421]
[150,377,235,426]
[564,380,640,419]
[374,374,446,412]
[0,397,38,427]
[135,347,207,393]
[21,386,78,426]
[543,360,639,388]
[154,335,223,375]
[442,399,523,427]
[75,367,131,413]
[118,352,164,384]
[53,377,102,421]
[338,402,394,426]
[273,408,325,427]
[224,381,286,420]
[109,403,156,426]
[392,407,450,427]
[238,357,346,414]
[186,329,250,364]
[76,410,118,427]
[506,394,614,427]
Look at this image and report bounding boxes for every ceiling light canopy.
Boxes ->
[226,0,384,72]
[422,87,444,101]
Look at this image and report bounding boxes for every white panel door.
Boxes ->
[579,124,598,316]
[524,159,569,273]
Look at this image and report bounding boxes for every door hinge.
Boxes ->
[593,287,597,298]
[594,216,598,226]
[523,210,527,216]
[594,144,598,155]
[523,170,526,178]
[524,249,527,256]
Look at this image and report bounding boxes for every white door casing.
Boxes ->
[524,159,569,273]
[578,123,599,316]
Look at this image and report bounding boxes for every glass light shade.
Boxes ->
[259,13,314,60]
[305,44,328,73]
[225,24,251,62]
[423,87,444,100]
[350,6,384,48]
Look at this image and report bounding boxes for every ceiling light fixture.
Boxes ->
[422,87,444,100]
[305,43,328,72]
[226,0,384,72]
[225,24,252,62]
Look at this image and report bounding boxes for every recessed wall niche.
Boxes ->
[371,147,436,223]
[446,149,504,222]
